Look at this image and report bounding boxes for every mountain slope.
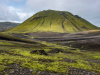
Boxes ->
[7,10,100,33]
[0,22,20,31]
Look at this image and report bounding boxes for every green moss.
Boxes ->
[0,42,14,45]
[0,38,100,74]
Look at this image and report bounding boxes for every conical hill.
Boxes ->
[7,10,100,33]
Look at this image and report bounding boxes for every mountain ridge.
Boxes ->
[0,22,20,31]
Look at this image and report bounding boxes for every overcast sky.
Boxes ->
[0,0,100,27]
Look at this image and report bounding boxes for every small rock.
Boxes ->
[20,73,24,75]
[36,71,41,75]
[9,69,15,74]
[30,69,34,72]
[30,50,48,55]
[64,58,77,63]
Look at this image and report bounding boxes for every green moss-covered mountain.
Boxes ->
[0,22,20,31]
[7,10,100,33]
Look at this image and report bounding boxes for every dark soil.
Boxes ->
[24,32,68,37]
[31,31,100,51]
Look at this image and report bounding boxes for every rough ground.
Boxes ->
[0,64,99,75]
[0,30,100,75]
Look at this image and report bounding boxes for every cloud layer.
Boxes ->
[0,5,20,22]
[0,0,100,26]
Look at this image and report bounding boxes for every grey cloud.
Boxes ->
[0,5,20,22]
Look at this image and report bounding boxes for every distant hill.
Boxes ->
[7,10,100,33]
[0,22,20,31]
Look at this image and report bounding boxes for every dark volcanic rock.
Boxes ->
[30,50,48,55]
[48,48,63,53]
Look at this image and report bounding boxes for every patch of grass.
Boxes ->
[0,41,14,45]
